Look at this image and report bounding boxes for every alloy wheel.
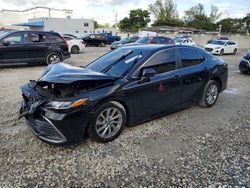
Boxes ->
[49,54,61,64]
[206,84,218,105]
[95,107,123,139]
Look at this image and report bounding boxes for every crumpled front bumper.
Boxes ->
[19,83,93,146]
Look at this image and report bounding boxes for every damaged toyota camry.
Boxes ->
[19,45,228,146]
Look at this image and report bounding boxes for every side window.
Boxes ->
[4,34,23,44]
[179,48,205,68]
[45,34,63,43]
[26,33,46,43]
[89,35,95,39]
[142,49,176,75]
[159,37,167,44]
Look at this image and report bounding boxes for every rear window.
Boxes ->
[179,48,205,68]
[45,34,63,43]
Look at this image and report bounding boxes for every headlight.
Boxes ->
[46,99,88,110]
[214,47,221,49]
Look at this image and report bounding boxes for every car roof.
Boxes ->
[119,44,199,53]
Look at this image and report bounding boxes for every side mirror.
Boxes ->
[2,40,10,46]
[140,68,156,83]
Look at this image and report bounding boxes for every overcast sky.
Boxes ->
[0,0,249,24]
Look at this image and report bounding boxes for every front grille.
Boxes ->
[26,116,66,143]
[205,48,213,52]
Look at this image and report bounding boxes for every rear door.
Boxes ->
[177,47,208,104]
[23,32,48,62]
[0,32,26,65]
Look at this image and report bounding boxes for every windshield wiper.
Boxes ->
[122,52,143,77]
[101,50,133,73]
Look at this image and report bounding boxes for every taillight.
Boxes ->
[61,37,69,49]
[81,40,86,45]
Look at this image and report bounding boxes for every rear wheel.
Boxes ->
[199,80,220,108]
[100,42,105,47]
[71,45,80,54]
[46,53,62,65]
[88,102,126,143]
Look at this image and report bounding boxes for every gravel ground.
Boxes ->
[0,47,249,187]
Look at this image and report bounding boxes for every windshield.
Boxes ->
[86,48,143,77]
[0,31,11,40]
[210,40,226,45]
[174,38,184,43]
[81,34,90,38]
[120,37,130,42]
[136,37,151,44]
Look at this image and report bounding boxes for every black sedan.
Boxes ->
[19,45,228,146]
[110,36,140,50]
[239,52,250,74]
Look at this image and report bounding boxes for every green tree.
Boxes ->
[242,13,250,33]
[210,5,222,23]
[119,9,150,32]
[217,18,243,34]
[184,3,205,22]
[148,0,183,26]
[94,21,98,29]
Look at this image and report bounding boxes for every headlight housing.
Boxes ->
[46,99,88,110]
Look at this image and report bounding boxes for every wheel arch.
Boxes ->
[210,76,222,92]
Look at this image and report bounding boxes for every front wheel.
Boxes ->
[233,49,237,55]
[220,49,224,56]
[88,102,126,143]
[199,80,220,108]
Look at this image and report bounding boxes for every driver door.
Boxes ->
[126,48,182,122]
[0,33,25,65]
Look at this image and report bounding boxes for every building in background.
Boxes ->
[0,7,94,35]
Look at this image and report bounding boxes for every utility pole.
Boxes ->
[115,12,118,30]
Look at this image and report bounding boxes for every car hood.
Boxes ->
[38,63,115,84]
[205,44,223,49]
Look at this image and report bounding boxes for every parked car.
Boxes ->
[204,40,238,55]
[19,45,228,146]
[174,35,193,41]
[110,36,140,50]
[0,30,70,66]
[127,36,175,46]
[239,52,250,74]
[174,38,196,46]
[100,33,121,44]
[207,37,230,44]
[80,34,107,47]
[62,35,85,54]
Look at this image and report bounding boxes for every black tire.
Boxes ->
[46,52,62,65]
[71,45,80,54]
[220,49,224,56]
[88,101,126,143]
[233,49,237,55]
[100,42,105,47]
[199,80,220,108]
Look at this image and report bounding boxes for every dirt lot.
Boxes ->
[0,47,249,187]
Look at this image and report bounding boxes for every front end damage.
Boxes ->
[19,63,116,146]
